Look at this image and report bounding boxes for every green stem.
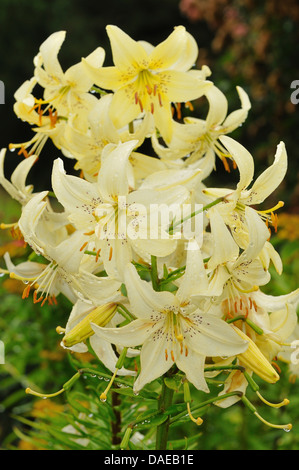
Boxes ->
[151,255,160,291]
[168,197,224,234]
[155,380,174,450]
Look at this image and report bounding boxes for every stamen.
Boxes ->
[165,349,168,361]
[95,248,101,263]
[153,84,158,96]
[258,201,284,215]
[185,101,194,111]
[109,246,113,261]
[254,411,292,431]
[134,91,139,105]
[25,386,65,398]
[100,348,128,402]
[100,368,118,402]
[18,146,30,158]
[271,361,281,373]
[187,403,203,426]
[222,156,231,173]
[158,93,163,107]
[56,326,66,334]
[145,84,152,95]
[80,241,88,252]
[175,103,182,120]
[256,391,289,409]
[150,102,154,114]
[22,285,31,299]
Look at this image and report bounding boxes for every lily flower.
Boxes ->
[152,84,251,172]
[52,140,191,280]
[82,25,212,143]
[34,31,105,122]
[91,246,248,393]
[202,136,287,238]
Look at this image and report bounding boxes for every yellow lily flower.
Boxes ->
[82,25,212,143]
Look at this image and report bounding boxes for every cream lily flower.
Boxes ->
[203,136,287,241]
[0,148,37,205]
[34,31,105,124]
[9,77,68,157]
[152,85,250,170]
[13,191,121,305]
[61,93,157,180]
[82,25,212,143]
[190,206,271,306]
[91,248,248,393]
[52,141,190,280]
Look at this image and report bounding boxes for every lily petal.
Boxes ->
[124,263,179,319]
[242,141,287,205]
[106,25,148,72]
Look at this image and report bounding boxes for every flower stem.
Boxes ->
[151,255,160,291]
[155,379,174,450]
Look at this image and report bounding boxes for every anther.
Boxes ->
[80,241,88,252]
[145,84,152,95]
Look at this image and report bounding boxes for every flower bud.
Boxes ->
[233,326,279,384]
[63,303,117,348]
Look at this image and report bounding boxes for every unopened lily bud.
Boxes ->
[63,303,117,348]
[233,326,280,384]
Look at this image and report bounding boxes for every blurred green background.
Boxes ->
[0,0,299,450]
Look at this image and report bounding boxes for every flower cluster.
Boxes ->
[1,25,299,433]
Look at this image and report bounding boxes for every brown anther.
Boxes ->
[134,91,139,105]
[109,246,113,261]
[22,285,31,299]
[153,84,158,96]
[145,84,152,95]
[165,349,168,361]
[18,146,29,158]
[185,101,194,111]
[33,290,43,304]
[49,108,58,129]
[95,248,101,263]
[83,230,95,236]
[158,92,163,107]
[176,103,182,120]
[80,241,88,252]
[150,102,154,114]
[271,361,281,374]
[222,156,231,173]
[171,350,175,362]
